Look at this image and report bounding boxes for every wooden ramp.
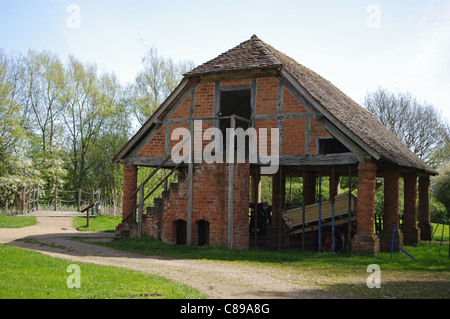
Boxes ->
[282,193,357,234]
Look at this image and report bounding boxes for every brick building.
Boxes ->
[113,35,437,253]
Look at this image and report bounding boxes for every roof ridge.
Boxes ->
[250,35,283,66]
[186,35,281,77]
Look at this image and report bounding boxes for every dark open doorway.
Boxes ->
[196,220,210,246]
[174,219,187,245]
[220,89,251,133]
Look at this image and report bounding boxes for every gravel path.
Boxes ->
[1,215,343,299]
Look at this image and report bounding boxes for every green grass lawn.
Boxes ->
[430,222,450,242]
[72,215,121,232]
[100,236,450,299]
[0,215,36,228]
[0,244,206,299]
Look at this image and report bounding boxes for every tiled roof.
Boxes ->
[186,35,282,76]
[186,35,436,175]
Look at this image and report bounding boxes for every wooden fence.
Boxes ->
[13,186,122,216]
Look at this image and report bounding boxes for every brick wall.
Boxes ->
[132,75,336,251]
[144,162,250,250]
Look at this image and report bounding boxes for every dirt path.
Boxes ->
[1,215,343,299]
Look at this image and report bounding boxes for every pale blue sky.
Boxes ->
[1,0,449,121]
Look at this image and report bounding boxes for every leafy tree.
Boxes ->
[364,87,450,167]
[128,47,195,125]
[62,56,122,191]
[23,50,65,154]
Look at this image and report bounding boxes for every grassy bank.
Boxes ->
[72,215,121,232]
[0,244,206,299]
[0,215,36,228]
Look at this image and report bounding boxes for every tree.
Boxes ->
[62,56,123,191]
[128,47,195,125]
[23,50,65,154]
[364,87,450,167]
[0,51,27,164]
[432,163,450,220]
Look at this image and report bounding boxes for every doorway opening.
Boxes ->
[173,219,187,245]
[196,220,210,246]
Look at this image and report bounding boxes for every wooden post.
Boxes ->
[227,116,236,250]
[318,168,322,252]
[331,166,336,252]
[138,185,144,239]
[187,119,194,246]
[347,165,352,251]
[36,187,39,211]
[278,166,283,252]
[31,188,35,212]
[22,186,26,215]
[253,168,259,248]
[54,187,58,211]
[86,207,89,228]
[302,169,306,251]
[78,189,81,212]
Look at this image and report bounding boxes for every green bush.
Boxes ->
[430,200,448,224]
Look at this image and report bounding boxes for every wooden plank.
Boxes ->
[290,216,357,235]
[220,84,252,92]
[280,153,358,166]
[283,193,356,228]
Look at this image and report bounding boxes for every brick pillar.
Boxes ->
[418,176,433,240]
[303,171,316,205]
[380,170,403,251]
[352,163,380,253]
[122,164,138,223]
[232,163,250,250]
[403,173,421,245]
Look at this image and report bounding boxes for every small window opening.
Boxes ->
[219,89,251,133]
[319,138,350,155]
[219,89,252,153]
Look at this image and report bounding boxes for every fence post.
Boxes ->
[54,187,58,211]
[22,186,26,215]
[138,185,144,239]
[78,189,81,212]
[31,188,35,212]
[36,187,39,211]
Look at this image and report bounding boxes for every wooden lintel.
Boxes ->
[280,153,358,166]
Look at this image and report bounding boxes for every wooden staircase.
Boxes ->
[114,138,189,241]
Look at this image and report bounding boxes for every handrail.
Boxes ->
[129,134,190,200]
[122,161,183,223]
[143,162,182,202]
